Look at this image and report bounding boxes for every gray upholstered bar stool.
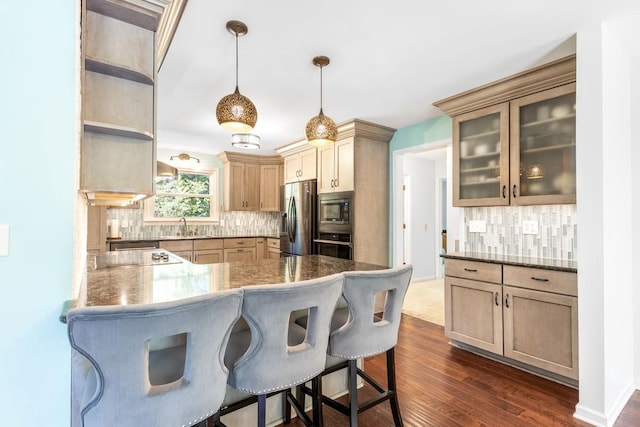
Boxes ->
[214,274,344,427]
[66,289,243,427]
[298,264,413,427]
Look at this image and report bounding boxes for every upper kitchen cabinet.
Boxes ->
[434,55,576,207]
[79,0,168,206]
[281,146,317,184]
[317,137,354,194]
[218,152,282,212]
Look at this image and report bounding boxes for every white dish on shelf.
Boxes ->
[551,105,571,118]
[474,144,488,155]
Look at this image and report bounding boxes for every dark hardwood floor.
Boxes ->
[279,314,640,427]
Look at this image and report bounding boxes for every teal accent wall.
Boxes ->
[388,115,452,264]
[0,1,76,425]
[389,115,452,152]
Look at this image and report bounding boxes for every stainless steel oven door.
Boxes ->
[314,239,353,260]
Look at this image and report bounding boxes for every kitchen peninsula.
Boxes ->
[64,251,386,317]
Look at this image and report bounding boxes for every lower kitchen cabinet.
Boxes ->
[266,237,280,259]
[193,238,224,264]
[445,276,503,354]
[444,257,578,382]
[223,238,257,262]
[159,240,193,262]
[256,238,266,260]
[224,248,256,262]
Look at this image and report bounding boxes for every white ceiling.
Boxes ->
[156,0,635,156]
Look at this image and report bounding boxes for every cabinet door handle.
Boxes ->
[495,292,499,306]
[512,185,517,198]
[335,178,339,187]
[463,268,477,272]
[502,185,507,198]
[505,294,510,308]
[531,276,549,282]
[237,242,245,245]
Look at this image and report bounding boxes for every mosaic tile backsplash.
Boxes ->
[464,204,577,260]
[106,208,280,239]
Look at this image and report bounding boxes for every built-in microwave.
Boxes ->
[318,191,353,234]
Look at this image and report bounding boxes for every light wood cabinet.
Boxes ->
[87,205,108,251]
[435,55,576,207]
[80,0,166,206]
[159,239,192,261]
[317,137,354,194]
[193,239,224,264]
[223,238,257,262]
[259,165,280,212]
[256,238,266,260]
[266,238,280,259]
[444,257,578,381]
[218,152,283,212]
[282,147,317,183]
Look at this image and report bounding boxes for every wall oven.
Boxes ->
[315,232,353,260]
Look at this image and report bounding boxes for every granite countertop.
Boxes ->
[62,251,387,322]
[441,252,577,273]
[108,234,280,243]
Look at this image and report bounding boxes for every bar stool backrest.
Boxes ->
[67,289,243,427]
[329,265,413,359]
[228,274,344,395]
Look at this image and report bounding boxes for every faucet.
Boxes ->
[179,217,187,236]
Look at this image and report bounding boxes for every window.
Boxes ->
[144,169,219,222]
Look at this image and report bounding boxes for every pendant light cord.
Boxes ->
[235,32,239,91]
[319,65,324,114]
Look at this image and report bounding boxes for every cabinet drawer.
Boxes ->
[224,238,256,248]
[267,238,280,249]
[193,239,224,251]
[503,265,577,296]
[159,240,193,252]
[445,259,502,283]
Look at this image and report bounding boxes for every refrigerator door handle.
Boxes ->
[288,197,297,243]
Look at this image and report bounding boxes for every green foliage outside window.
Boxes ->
[154,173,212,218]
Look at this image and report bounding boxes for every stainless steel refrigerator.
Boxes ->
[280,180,317,256]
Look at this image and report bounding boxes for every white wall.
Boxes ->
[0,2,77,425]
[574,15,638,426]
[403,155,437,281]
[633,55,640,390]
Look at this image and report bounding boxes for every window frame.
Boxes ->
[143,167,219,223]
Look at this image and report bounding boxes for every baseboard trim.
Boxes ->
[574,380,636,427]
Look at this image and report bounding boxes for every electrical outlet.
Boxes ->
[469,220,486,233]
[121,220,129,228]
[424,224,428,231]
[523,220,539,235]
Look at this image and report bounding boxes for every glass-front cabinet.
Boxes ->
[453,104,510,206]
[510,83,576,205]
[452,83,576,207]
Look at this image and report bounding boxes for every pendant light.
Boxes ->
[305,55,337,147]
[216,20,257,132]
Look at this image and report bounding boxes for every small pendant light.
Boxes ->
[216,20,258,132]
[305,56,337,147]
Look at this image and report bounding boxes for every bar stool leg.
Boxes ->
[387,348,403,427]
[258,394,267,427]
[312,375,324,426]
[348,359,358,427]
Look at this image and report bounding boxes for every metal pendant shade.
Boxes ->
[216,20,257,132]
[306,56,337,146]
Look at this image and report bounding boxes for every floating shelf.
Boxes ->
[84,121,154,141]
[85,57,153,85]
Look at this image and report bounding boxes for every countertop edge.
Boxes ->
[441,253,577,273]
[108,235,280,243]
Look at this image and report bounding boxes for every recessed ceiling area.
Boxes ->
[156,0,631,155]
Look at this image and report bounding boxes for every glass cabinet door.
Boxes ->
[453,103,509,206]
[510,83,576,205]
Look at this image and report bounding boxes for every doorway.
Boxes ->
[393,139,461,281]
